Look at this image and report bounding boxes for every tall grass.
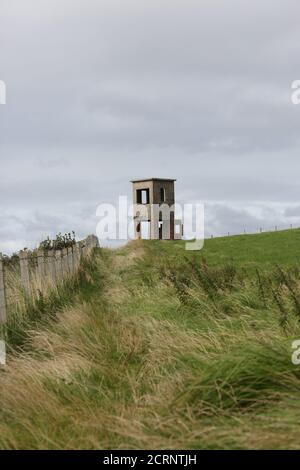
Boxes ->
[2,249,98,350]
[1,236,300,449]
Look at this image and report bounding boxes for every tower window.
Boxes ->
[136,188,150,204]
[160,187,165,202]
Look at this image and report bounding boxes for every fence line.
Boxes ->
[0,254,7,323]
[207,223,299,240]
[19,250,30,294]
[0,234,99,325]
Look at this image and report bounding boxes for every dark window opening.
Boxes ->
[160,187,165,202]
[158,221,163,239]
[137,188,150,204]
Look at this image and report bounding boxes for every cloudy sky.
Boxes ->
[1,0,300,252]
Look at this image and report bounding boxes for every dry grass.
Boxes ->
[1,239,300,449]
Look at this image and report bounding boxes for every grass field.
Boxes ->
[151,228,300,269]
[1,230,300,449]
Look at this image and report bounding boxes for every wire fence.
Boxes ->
[207,223,298,239]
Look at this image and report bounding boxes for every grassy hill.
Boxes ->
[150,228,300,269]
[1,230,300,449]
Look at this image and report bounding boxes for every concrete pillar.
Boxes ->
[37,249,45,281]
[150,205,159,239]
[74,243,81,270]
[55,250,63,281]
[72,245,78,271]
[81,241,88,258]
[77,242,82,264]
[62,248,69,278]
[162,220,171,240]
[0,254,7,324]
[47,251,56,283]
[19,251,30,294]
[67,247,74,274]
[89,234,99,248]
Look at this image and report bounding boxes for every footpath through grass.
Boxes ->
[1,230,300,449]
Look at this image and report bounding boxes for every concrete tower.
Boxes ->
[131,178,182,240]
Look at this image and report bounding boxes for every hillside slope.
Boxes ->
[1,231,300,449]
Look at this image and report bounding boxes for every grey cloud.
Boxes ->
[204,202,297,237]
[284,206,300,217]
[1,0,300,252]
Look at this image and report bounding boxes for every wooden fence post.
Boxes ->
[0,254,7,324]
[76,242,83,268]
[81,240,87,258]
[72,245,77,271]
[86,235,92,251]
[19,251,30,294]
[86,237,91,256]
[37,249,45,279]
[73,244,80,271]
[55,250,63,282]
[62,248,69,278]
[67,247,74,275]
[77,242,82,265]
[47,251,56,284]
[91,235,99,248]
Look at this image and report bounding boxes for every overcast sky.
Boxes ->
[1,0,300,252]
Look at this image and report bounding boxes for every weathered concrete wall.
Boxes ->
[132,179,178,240]
[152,179,175,205]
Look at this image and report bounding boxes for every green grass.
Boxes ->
[1,230,300,449]
[148,228,300,270]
